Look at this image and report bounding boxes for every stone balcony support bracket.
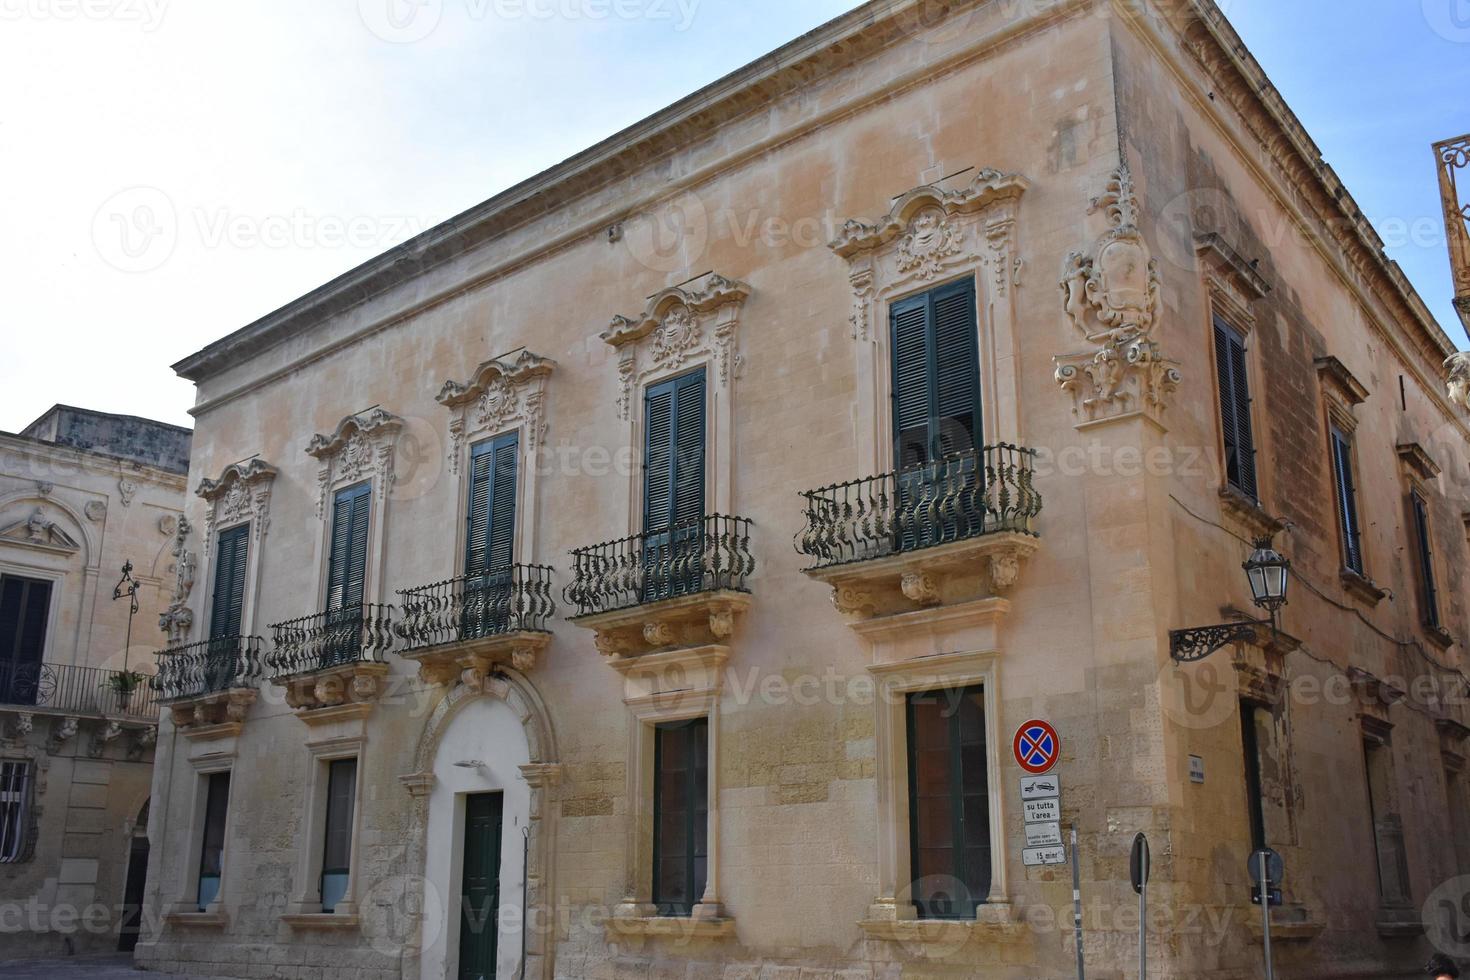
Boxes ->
[803,532,1039,621]
[275,662,391,723]
[167,689,258,735]
[574,590,752,662]
[403,631,553,688]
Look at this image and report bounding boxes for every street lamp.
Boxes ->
[1169,537,1290,663]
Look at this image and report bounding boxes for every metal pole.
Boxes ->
[1259,851,1275,980]
[1138,845,1149,980]
[1070,824,1085,980]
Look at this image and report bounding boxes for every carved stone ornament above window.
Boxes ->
[601,274,751,420]
[1055,165,1181,429]
[0,506,80,554]
[830,168,1028,339]
[1447,352,1470,413]
[436,349,556,475]
[197,458,278,552]
[305,408,403,517]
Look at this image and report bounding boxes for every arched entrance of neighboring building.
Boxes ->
[118,799,149,952]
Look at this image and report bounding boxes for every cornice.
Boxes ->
[436,349,556,409]
[196,458,278,500]
[170,0,983,386]
[1135,0,1462,413]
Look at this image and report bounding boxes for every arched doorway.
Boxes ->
[407,672,560,980]
[118,799,149,952]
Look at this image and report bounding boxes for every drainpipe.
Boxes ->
[518,826,529,980]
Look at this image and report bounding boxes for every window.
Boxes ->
[320,759,357,914]
[209,523,249,641]
[0,575,52,705]
[463,433,518,639]
[1240,702,1267,852]
[652,717,708,917]
[906,686,991,919]
[0,761,32,863]
[1330,427,1364,576]
[643,370,706,602]
[1363,735,1411,906]
[1410,490,1441,630]
[197,771,231,911]
[324,482,371,666]
[1213,318,1258,500]
[890,277,981,467]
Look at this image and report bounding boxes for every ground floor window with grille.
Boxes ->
[652,717,708,917]
[197,771,231,910]
[907,686,991,918]
[0,761,31,863]
[320,758,357,913]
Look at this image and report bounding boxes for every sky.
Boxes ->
[0,0,1466,431]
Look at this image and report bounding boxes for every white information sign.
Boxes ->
[1026,821,1064,847]
[1023,844,1068,867]
[1020,774,1061,801]
[1023,798,1061,824]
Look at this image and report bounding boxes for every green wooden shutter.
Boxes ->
[890,278,981,465]
[644,370,706,533]
[327,483,371,611]
[464,444,494,576]
[932,279,981,457]
[1330,429,1363,575]
[209,524,250,641]
[488,435,519,571]
[1214,319,1258,500]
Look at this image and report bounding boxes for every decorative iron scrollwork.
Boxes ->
[396,565,556,652]
[152,636,264,701]
[565,514,755,617]
[267,603,395,679]
[1168,621,1268,664]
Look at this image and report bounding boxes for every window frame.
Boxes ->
[1212,315,1260,502]
[867,651,1006,921]
[1409,488,1443,632]
[1329,424,1365,577]
[320,758,358,914]
[287,738,366,919]
[207,522,251,642]
[888,275,984,469]
[904,685,992,920]
[196,770,231,912]
[651,717,709,917]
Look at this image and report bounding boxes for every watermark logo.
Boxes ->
[0,0,169,31]
[1425,875,1470,959]
[1424,0,1470,43]
[358,0,444,43]
[363,873,446,955]
[1157,658,1238,732]
[92,185,178,274]
[622,191,709,274]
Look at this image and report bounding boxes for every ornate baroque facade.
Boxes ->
[138,2,1470,978]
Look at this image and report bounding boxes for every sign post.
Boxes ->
[1070,824,1085,980]
[1248,848,1282,980]
[1130,833,1150,980]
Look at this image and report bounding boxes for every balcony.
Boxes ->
[152,636,265,732]
[565,514,754,659]
[0,659,158,722]
[395,565,556,685]
[267,603,395,716]
[796,445,1041,620]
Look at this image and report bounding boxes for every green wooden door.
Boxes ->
[458,793,503,980]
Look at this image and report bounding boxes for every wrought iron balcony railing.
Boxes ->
[151,636,265,702]
[0,660,158,720]
[267,603,395,680]
[396,565,556,653]
[796,444,1041,570]
[565,514,755,617]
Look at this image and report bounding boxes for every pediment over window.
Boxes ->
[0,507,80,554]
[196,458,278,545]
[436,350,556,472]
[601,273,751,420]
[305,408,404,516]
[828,169,1029,261]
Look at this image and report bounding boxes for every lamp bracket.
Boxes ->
[1169,619,1271,663]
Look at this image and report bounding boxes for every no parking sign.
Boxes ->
[1013,719,1060,775]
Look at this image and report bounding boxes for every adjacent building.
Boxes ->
[0,404,190,956]
[137,1,1470,977]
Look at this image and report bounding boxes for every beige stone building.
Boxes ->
[137,1,1470,977]
[0,405,189,956]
